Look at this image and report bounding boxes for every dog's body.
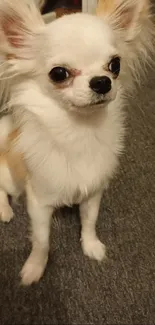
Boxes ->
[0,0,154,285]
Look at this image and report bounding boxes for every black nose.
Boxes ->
[89,76,111,95]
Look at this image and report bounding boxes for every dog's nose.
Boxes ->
[89,76,111,95]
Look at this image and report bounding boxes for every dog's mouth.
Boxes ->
[91,99,107,106]
[76,99,108,109]
[69,99,109,116]
[85,98,110,108]
[69,97,112,115]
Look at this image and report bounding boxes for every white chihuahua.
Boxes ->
[0,0,154,285]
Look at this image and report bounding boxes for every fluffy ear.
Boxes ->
[96,0,149,41]
[0,0,44,57]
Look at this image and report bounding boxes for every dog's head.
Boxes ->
[0,0,151,115]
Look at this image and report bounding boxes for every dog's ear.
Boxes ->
[0,0,44,58]
[96,0,149,41]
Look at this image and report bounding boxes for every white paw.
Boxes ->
[81,237,106,261]
[0,204,14,223]
[20,256,47,286]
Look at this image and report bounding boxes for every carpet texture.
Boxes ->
[0,16,155,325]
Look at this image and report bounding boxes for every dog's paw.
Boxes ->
[0,203,14,223]
[20,256,47,286]
[81,237,106,261]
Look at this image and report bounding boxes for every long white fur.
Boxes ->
[0,0,154,285]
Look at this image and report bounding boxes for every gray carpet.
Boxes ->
[0,30,155,325]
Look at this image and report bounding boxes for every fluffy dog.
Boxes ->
[0,0,154,285]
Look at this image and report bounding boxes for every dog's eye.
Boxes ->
[108,57,120,75]
[49,67,70,83]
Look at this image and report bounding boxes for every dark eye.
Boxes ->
[49,67,70,83]
[108,57,120,76]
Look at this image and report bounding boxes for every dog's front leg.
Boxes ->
[21,183,53,285]
[80,191,106,261]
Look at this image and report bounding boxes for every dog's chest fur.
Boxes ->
[15,96,124,207]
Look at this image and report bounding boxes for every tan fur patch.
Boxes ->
[0,128,27,189]
[6,54,16,60]
[140,0,150,19]
[96,0,116,16]
[96,0,149,20]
